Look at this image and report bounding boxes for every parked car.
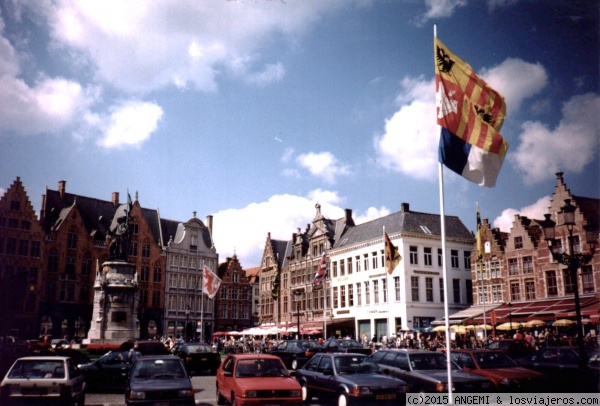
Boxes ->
[368,349,493,393]
[119,340,170,356]
[0,355,86,405]
[450,349,545,392]
[78,350,136,391]
[519,347,596,392]
[321,338,371,355]
[268,339,321,370]
[485,339,536,361]
[170,342,221,375]
[295,352,409,405]
[125,355,195,405]
[587,350,600,392]
[50,339,70,349]
[216,353,302,406]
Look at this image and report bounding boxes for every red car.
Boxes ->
[450,349,545,392]
[216,354,302,406]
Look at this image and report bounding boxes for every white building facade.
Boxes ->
[328,203,474,340]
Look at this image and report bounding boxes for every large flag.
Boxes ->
[313,252,327,286]
[202,265,222,299]
[384,232,401,275]
[435,37,508,187]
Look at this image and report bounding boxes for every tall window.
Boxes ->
[522,256,533,273]
[450,250,459,268]
[490,261,501,278]
[382,278,387,303]
[364,281,370,305]
[340,259,345,276]
[48,252,59,273]
[355,256,361,273]
[508,258,519,275]
[546,271,558,296]
[425,277,433,302]
[510,281,520,301]
[356,283,362,306]
[347,258,353,274]
[394,277,401,301]
[581,266,594,293]
[439,279,444,302]
[363,254,369,271]
[437,249,443,267]
[452,279,460,303]
[333,287,339,308]
[466,280,472,304]
[348,284,354,307]
[67,232,77,250]
[141,266,150,282]
[464,251,471,269]
[373,280,379,304]
[409,246,418,265]
[525,279,535,300]
[153,267,162,283]
[152,290,160,307]
[372,252,378,269]
[340,285,346,307]
[562,269,575,295]
[424,247,432,266]
[142,243,150,258]
[411,277,419,301]
[332,261,338,278]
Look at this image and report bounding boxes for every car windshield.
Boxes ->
[187,344,212,353]
[409,353,450,370]
[133,359,186,379]
[474,352,517,369]
[300,341,320,349]
[335,355,380,374]
[8,360,65,379]
[236,359,289,378]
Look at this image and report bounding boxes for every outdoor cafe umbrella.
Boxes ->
[552,319,575,327]
[432,325,447,332]
[475,324,493,330]
[450,325,467,334]
[496,322,522,331]
[524,319,546,328]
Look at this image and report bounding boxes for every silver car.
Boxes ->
[0,356,85,405]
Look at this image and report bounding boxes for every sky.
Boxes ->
[0,0,598,268]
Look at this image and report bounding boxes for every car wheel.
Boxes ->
[337,391,349,406]
[216,385,227,405]
[301,383,312,403]
[291,358,298,370]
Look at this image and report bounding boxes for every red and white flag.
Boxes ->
[203,265,222,299]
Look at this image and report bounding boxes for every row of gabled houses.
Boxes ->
[0,178,257,341]
[257,172,599,339]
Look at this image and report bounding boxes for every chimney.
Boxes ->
[58,180,66,199]
[112,192,119,207]
[401,202,410,213]
[206,215,213,236]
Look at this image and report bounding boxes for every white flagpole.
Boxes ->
[201,261,205,343]
[323,257,328,339]
[435,23,454,401]
[384,226,392,339]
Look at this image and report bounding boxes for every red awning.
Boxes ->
[472,294,600,324]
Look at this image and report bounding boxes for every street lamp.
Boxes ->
[293,289,303,339]
[185,305,191,341]
[507,302,512,335]
[540,199,597,362]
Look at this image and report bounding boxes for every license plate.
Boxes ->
[22,387,48,395]
[376,394,396,400]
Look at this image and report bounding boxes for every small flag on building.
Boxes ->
[313,252,327,286]
[384,232,401,275]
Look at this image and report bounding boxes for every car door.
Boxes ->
[313,355,335,399]
[218,356,236,403]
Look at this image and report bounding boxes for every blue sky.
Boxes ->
[0,0,598,267]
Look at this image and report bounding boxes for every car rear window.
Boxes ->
[133,359,186,379]
[8,360,65,379]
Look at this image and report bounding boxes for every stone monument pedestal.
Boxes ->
[84,260,139,345]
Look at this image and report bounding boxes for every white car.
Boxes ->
[0,356,85,405]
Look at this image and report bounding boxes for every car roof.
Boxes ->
[227,354,280,360]
[14,356,70,361]
[376,348,434,354]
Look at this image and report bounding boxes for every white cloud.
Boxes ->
[212,189,390,266]
[98,101,164,148]
[511,93,600,184]
[40,0,345,93]
[493,195,551,232]
[373,59,553,182]
[416,0,467,25]
[480,58,547,113]
[296,151,351,184]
